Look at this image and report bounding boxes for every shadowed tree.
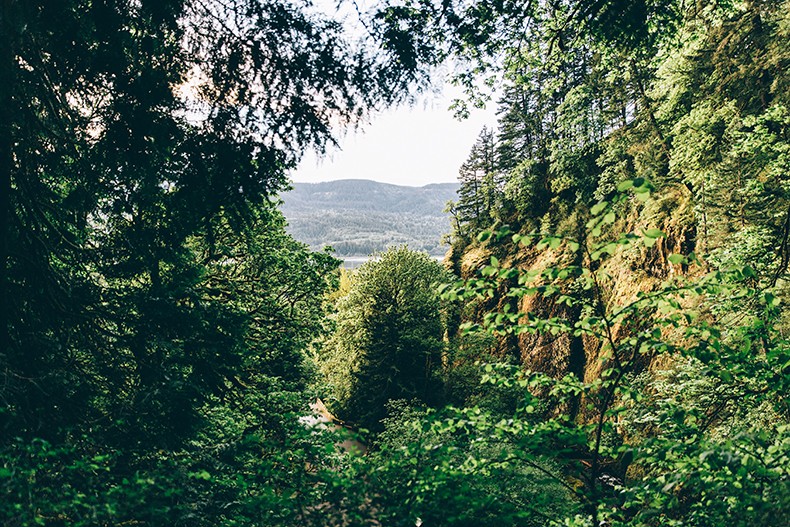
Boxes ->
[0,1,425,524]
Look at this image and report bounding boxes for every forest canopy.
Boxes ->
[2,1,790,526]
[0,0,420,524]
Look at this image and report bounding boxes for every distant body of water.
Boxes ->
[341,257,372,269]
[340,255,444,269]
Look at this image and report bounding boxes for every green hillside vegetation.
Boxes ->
[319,0,790,524]
[281,180,459,256]
[319,247,451,432]
[2,1,790,526]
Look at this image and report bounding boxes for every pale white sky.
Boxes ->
[292,91,497,187]
[291,1,499,187]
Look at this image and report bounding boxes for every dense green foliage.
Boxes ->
[320,247,451,431]
[317,1,789,525]
[439,0,790,276]
[427,0,790,524]
[441,188,790,526]
[3,0,790,525]
[0,0,420,525]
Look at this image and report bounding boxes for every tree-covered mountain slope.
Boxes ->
[313,2,790,525]
[280,179,459,256]
[443,0,790,376]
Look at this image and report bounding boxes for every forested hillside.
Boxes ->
[2,1,789,526]
[318,0,790,525]
[280,179,458,256]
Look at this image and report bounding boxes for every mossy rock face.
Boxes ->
[460,245,492,279]
[452,184,705,392]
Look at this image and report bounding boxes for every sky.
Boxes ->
[290,1,499,188]
[291,92,497,187]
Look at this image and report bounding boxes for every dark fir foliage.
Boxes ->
[3,0,790,525]
[1,0,374,441]
[0,1,418,525]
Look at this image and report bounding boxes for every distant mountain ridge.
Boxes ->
[280,179,459,256]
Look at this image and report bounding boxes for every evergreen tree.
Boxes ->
[0,1,417,524]
[455,127,499,232]
[320,247,451,432]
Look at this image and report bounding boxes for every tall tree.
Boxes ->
[0,1,419,524]
[321,247,451,432]
[454,126,499,232]
[0,0,413,438]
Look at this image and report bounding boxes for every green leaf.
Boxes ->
[477,230,491,242]
[644,228,665,238]
[591,201,608,215]
[765,292,781,307]
[616,179,634,191]
[668,254,684,265]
